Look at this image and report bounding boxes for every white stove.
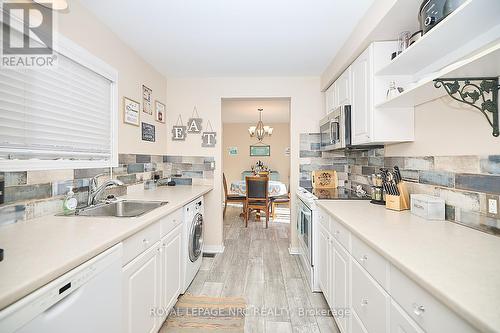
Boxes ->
[295,187,320,292]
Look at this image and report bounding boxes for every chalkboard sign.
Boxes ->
[142,122,155,142]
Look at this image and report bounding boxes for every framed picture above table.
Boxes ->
[250,144,270,156]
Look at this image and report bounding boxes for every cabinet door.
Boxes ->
[325,82,337,114]
[161,225,183,316]
[337,67,351,106]
[318,224,330,303]
[390,300,425,333]
[351,47,372,144]
[123,243,162,333]
[332,240,349,333]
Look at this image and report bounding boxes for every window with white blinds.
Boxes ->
[0,26,117,171]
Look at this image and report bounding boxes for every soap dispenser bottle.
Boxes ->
[63,186,78,215]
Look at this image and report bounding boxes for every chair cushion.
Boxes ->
[227,195,245,200]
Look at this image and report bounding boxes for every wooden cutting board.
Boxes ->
[312,170,338,188]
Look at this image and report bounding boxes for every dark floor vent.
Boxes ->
[202,252,216,258]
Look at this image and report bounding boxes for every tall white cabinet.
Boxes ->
[351,47,371,144]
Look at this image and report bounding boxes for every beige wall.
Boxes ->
[386,96,500,157]
[222,123,290,187]
[57,0,168,155]
[166,77,323,251]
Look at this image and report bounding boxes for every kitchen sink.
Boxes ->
[75,200,168,217]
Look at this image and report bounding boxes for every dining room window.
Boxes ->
[0,20,118,171]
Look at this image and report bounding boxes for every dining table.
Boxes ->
[230,180,288,197]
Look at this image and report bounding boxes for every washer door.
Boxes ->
[188,213,203,262]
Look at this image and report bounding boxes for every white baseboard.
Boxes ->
[288,247,300,255]
[204,244,225,254]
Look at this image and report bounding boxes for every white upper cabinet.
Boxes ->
[350,41,415,145]
[325,82,338,114]
[336,67,351,107]
[351,46,372,144]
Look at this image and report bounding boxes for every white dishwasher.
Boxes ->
[0,243,123,333]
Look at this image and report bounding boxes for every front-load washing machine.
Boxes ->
[181,196,204,293]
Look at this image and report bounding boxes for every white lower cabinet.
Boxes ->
[351,259,389,333]
[332,239,349,333]
[390,300,424,333]
[318,223,332,305]
[123,242,162,333]
[122,213,184,333]
[160,225,183,319]
[317,208,477,333]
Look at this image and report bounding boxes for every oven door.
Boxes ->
[298,200,313,266]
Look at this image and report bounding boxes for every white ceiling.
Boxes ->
[221,98,290,123]
[80,0,374,77]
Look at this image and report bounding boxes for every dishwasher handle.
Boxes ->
[40,284,84,321]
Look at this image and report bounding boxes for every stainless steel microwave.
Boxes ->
[320,105,351,151]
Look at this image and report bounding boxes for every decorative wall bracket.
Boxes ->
[434,77,499,137]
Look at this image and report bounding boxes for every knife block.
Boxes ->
[385,182,410,211]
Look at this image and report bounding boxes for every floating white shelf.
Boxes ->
[376,0,500,77]
[375,41,500,109]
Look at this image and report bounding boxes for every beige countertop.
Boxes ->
[0,185,212,311]
[316,200,500,333]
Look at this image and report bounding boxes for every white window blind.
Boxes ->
[0,28,115,168]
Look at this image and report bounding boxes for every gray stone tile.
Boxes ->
[310,143,321,151]
[117,174,137,185]
[203,171,214,179]
[74,168,109,179]
[384,157,405,168]
[480,155,500,175]
[300,151,322,158]
[144,163,155,172]
[52,180,75,196]
[151,155,164,163]
[112,165,128,175]
[171,177,193,185]
[127,163,145,174]
[368,156,384,167]
[456,174,500,194]
[445,204,456,221]
[404,157,434,170]
[182,171,204,179]
[436,188,481,212]
[5,184,51,203]
[419,171,455,187]
[361,166,375,176]
[299,180,312,188]
[136,154,151,163]
[435,156,480,174]
[400,169,419,182]
[165,155,182,163]
[118,154,136,164]
[4,172,27,186]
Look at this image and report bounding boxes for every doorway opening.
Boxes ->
[221,97,291,228]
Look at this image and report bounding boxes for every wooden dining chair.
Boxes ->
[270,189,290,220]
[244,176,270,228]
[223,173,246,218]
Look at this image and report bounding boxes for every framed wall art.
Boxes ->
[250,145,270,156]
[142,85,152,114]
[141,122,155,142]
[123,97,140,126]
[155,100,165,123]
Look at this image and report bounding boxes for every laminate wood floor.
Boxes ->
[183,205,339,333]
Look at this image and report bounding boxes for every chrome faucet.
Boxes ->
[87,173,124,206]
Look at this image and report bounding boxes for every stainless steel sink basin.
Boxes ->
[75,200,168,217]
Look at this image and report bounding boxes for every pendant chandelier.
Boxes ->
[248,108,273,142]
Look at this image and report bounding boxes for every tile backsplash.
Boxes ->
[300,133,500,236]
[347,149,500,236]
[0,154,214,225]
[299,133,349,188]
